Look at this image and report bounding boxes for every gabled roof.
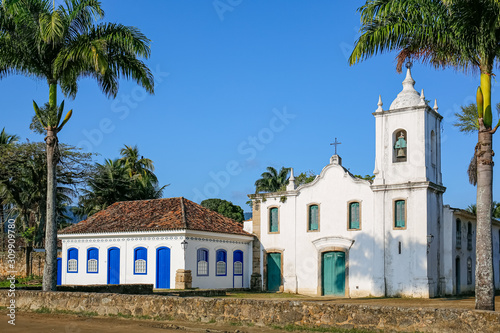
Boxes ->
[58,197,251,236]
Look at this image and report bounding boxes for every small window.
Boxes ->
[216,249,227,276]
[67,248,78,273]
[467,257,472,285]
[456,219,462,249]
[308,205,319,231]
[394,200,406,228]
[197,248,209,276]
[269,207,279,233]
[233,250,243,276]
[467,222,473,251]
[87,247,98,273]
[134,247,147,274]
[349,202,361,230]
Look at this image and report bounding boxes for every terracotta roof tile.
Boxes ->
[58,197,251,236]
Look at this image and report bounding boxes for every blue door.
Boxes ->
[56,258,62,285]
[107,247,120,284]
[156,247,171,289]
[322,251,346,296]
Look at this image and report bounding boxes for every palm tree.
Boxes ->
[119,144,157,182]
[0,128,19,249]
[349,0,500,310]
[255,167,291,193]
[0,0,154,290]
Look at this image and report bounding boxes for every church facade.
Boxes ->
[248,68,500,297]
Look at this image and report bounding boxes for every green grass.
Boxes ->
[32,307,97,317]
[0,275,42,288]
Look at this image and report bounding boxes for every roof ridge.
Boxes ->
[180,197,188,229]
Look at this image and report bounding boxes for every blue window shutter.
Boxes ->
[217,250,226,262]
[395,200,405,227]
[309,205,318,230]
[135,247,147,260]
[88,248,98,260]
[350,202,360,229]
[233,250,243,263]
[270,208,278,232]
[68,248,78,260]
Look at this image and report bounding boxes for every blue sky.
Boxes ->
[2,0,498,212]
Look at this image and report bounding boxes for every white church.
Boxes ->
[247,66,500,298]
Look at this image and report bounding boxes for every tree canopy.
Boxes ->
[201,198,245,223]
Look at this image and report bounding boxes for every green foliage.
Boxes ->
[255,167,290,193]
[294,171,316,186]
[466,202,500,219]
[0,128,19,145]
[0,142,92,246]
[354,174,375,181]
[454,102,500,134]
[201,198,244,222]
[75,145,167,217]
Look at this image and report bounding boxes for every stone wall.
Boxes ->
[1,290,499,332]
[0,251,49,278]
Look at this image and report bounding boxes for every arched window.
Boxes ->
[394,200,406,228]
[87,248,98,273]
[467,257,473,285]
[216,249,227,276]
[308,204,319,231]
[348,202,361,230]
[233,250,243,276]
[269,207,279,233]
[467,222,473,251]
[67,248,78,273]
[393,129,407,163]
[456,219,462,249]
[134,247,147,275]
[197,248,209,276]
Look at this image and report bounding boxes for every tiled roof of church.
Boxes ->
[58,197,251,236]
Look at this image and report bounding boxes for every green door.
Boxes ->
[267,253,281,292]
[322,251,345,296]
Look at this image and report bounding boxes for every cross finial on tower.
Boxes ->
[330,137,342,155]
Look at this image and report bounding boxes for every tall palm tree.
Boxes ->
[255,167,291,193]
[0,128,18,249]
[349,0,500,310]
[0,0,154,291]
[119,144,157,182]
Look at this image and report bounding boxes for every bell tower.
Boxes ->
[371,64,446,297]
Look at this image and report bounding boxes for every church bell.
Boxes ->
[394,132,407,158]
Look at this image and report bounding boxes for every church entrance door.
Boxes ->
[266,253,281,291]
[455,257,461,295]
[322,251,345,296]
[156,247,171,289]
[107,247,120,284]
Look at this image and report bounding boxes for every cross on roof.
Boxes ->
[330,137,342,155]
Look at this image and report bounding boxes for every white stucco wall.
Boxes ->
[59,230,253,289]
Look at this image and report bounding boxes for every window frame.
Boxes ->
[133,247,148,275]
[197,248,209,276]
[347,200,362,231]
[67,248,78,273]
[307,203,320,232]
[467,222,473,251]
[215,249,227,276]
[233,250,243,276]
[86,247,99,274]
[268,206,280,234]
[393,199,407,230]
[467,257,473,285]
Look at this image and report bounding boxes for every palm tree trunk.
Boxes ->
[42,82,59,291]
[475,126,495,311]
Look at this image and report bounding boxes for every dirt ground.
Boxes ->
[0,312,295,333]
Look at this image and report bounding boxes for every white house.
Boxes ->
[249,66,500,297]
[58,197,254,289]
